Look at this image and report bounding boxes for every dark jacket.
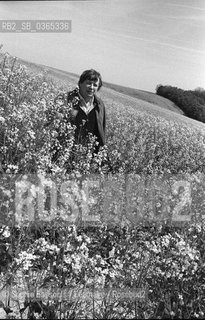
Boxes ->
[67,92,106,146]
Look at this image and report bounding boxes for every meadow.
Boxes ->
[0,51,205,319]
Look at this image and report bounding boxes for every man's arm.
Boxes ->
[98,98,106,144]
[103,103,106,137]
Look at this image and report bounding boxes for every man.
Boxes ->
[47,69,106,170]
[67,69,106,151]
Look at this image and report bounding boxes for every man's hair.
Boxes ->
[78,69,102,91]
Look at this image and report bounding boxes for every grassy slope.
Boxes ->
[99,87,205,132]
[103,82,184,115]
[17,57,205,132]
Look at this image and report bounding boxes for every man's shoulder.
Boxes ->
[94,95,105,109]
[67,87,80,102]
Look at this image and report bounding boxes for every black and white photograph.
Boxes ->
[0,0,205,318]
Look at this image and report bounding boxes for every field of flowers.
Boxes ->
[0,50,205,319]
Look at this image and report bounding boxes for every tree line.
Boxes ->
[156,85,205,123]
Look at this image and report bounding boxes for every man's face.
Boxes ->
[79,78,100,101]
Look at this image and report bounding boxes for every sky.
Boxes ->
[0,0,205,92]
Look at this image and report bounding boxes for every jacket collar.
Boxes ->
[93,95,100,111]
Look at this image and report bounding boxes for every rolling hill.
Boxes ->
[102,82,184,115]
[17,57,205,132]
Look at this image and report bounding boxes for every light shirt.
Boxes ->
[78,92,95,115]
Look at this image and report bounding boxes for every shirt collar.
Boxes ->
[78,92,94,107]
